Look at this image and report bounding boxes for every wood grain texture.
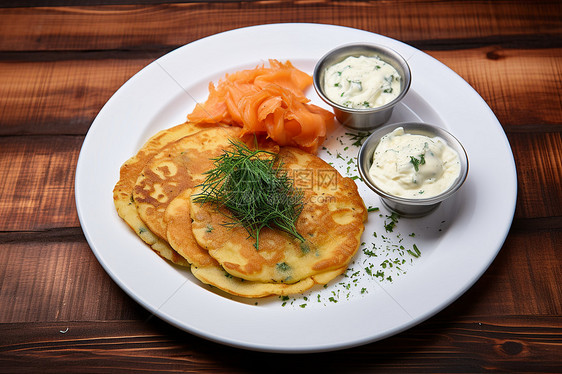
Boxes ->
[0,136,81,231]
[427,48,562,128]
[0,59,151,135]
[0,240,146,323]
[0,316,561,372]
[510,132,562,220]
[0,1,559,52]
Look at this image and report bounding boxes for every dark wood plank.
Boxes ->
[0,315,560,372]
[0,59,150,135]
[0,239,146,323]
[0,136,82,231]
[0,1,560,52]
[1,48,561,135]
[0,0,223,6]
[427,48,562,129]
[510,132,562,220]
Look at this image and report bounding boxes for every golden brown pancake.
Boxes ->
[190,147,367,284]
[165,188,342,297]
[113,121,211,266]
[190,266,316,298]
[165,188,218,267]
[132,126,242,241]
[116,121,367,297]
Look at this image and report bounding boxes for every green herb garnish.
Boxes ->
[193,139,304,250]
[363,248,376,257]
[407,244,421,258]
[384,212,400,232]
[345,132,370,147]
[410,153,426,172]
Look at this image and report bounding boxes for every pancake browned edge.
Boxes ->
[113,122,226,265]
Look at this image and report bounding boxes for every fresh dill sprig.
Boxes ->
[193,139,305,249]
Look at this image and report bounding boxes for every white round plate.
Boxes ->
[75,23,517,353]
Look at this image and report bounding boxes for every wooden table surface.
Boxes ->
[1,0,561,372]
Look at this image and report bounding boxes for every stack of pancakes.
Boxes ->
[113,122,367,298]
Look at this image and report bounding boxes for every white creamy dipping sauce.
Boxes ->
[324,55,401,109]
[369,127,461,198]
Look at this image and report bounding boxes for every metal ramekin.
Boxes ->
[357,122,469,217]
[313,43,411,130]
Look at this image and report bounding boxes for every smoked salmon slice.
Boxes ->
[187,59,334,153]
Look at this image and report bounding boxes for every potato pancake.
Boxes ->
[113,121,210,265]
[190,147,367,284]
[165,188,344,297]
